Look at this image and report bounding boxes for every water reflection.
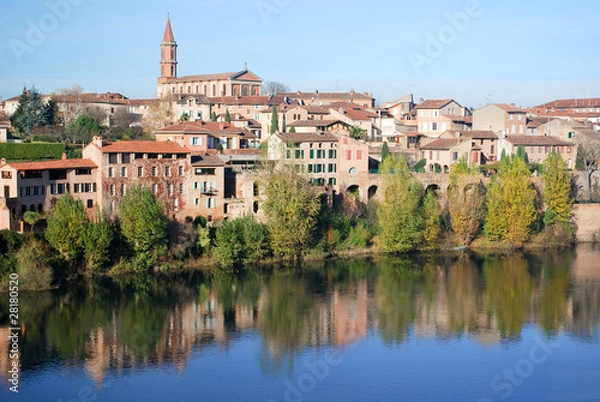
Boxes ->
[1,246,600,386]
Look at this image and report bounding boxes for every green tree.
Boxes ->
[23,211,41,233]
[377,154,423,253]
[119,187,168,258]
[42,94,60,126]
[270,105,279,134]
[381,141,389,161]
[225,109,231,123]
[484,156,537,247]
[213,216,268,267]
[542,152,573,227]
[66,114,100,144]
[82,219,113,272]
[16,239,54,290]
[260,165,321,259]
[45,193,88,262]
[420,190,441,250]
[210,111,218,122]
[11,87,45,134]
[349,125,366,140]
[180,112,190,122]
[288,126,296,133]
[447,160,486,246]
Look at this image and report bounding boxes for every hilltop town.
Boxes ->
[1,17,599,234]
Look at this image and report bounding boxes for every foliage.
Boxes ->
[484,156,538,248]
[542,152,573,227]
[213,216,268,267]
[65,114,100,144]
[23,211,41,232]
[225,109,231,123]
[82,219,113,272]
[270,105,279,134]
[260,165,321,260]
[42,95,60,126]
[381,141,389,161]
[262,81,289,96]
[45,193,89,262]
[11,87,46,134]
[575,135,600,201]
[377,154,423,253]
[118,187,168,258]
[420,190,441,250]
[0,142,66,161]
[349,125,366,140]
[413,158,426,173]
[166,220,198,259]
[142,94,174,133]
[210,111,218,122]
[447,160,486,245]
[288,126,296,133]
[16,239,54,290]
[180,112,190,122]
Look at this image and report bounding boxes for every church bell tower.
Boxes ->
[159,16,177,84]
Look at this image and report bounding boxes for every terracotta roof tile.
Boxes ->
[420,138,464,150]
[491,103,526,113]
[503,135,573,146]
[190,154,225,167]
[101,141,190,153]
[414,99,453,110]
[207,96,269,104]
[287,119,345,127]
[277,132,338,143]
[7,158,97,171]
[457,130,498,139]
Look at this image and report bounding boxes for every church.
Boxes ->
[157,17,263,98]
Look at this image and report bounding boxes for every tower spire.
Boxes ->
[159,15,178,83]
[163,14,175,43]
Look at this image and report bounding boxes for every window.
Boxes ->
[152,166,157,176]
[1,171,11,179]
[452,152,459,161]
[195,168,216,175]
[152,184,158,194]
[310,150,314,159]
[510,114,514,120]
[108,167,114,178]
[121,167,127,177]
[121,153,131,164]
[346,150,352,160]
[431,122,438,131]
[357,150,363,160]
[49,169,67,180]
[178,166,184,176]
[165,166,171,177]
[138,167,143,177]
[110,184,115,196]
[120,184,126,196]
[179,184,184,194]
[87,199,93,209]
[108,153,118,164]
[75,168,91,176]
[191,137,203,146]
[73,183,80,193]
[167,183,173,196]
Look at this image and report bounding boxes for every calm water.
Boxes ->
[1,246,600,402]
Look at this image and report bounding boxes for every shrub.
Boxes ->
[16,239,54,290]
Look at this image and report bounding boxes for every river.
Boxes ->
[1,245,600,401]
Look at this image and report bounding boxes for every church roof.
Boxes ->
[163,17,175,42]
[176,70,262,83]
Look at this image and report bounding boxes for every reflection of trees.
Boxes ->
[258,273,317,371]
[536,262,570,335]
[376,258,422,345]
[446,258,482,334]
[483,255,532,339]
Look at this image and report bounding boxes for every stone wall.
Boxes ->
[573,204,600,242]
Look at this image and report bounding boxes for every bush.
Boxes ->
[0,143,65,161]
[16,239,54,290]
[213,216,268,267]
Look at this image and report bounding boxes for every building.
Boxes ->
[472,103,527,135]
[157,18,262,98]
[498,135,576,167]
[286,119,350,134]
[0,117,10,143]
[154,121,259,152]
[419,138,481,173]
[0,156,99,231]
[208,95,270,122]
[82,137,191,220]
[440,130,499,164]
[380,94,414,119]
[279,90,375,108]
[414,99,470,137]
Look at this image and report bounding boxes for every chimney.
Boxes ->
[0,158,6,167]
[61,153,67,160]
[92,136,103,148]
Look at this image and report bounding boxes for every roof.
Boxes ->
[380,94,414,108]
[190,154,225,167]
[6,158,97,171]
[457,130,498,139]
[287,119,346,128]
[155,121,245,135]
[489,103,526,113]
[276,132,338,143]
[414,99,454,110]
[420,138,464,150]
[441,114,471,123]
[329,102,377,120]
[176,70,262,83]
[534,98,600,109]
[503,135,573,146]
[207,95,269,104]
[280,91,373,101]
[100,141,190,154]
[163,17,175,42]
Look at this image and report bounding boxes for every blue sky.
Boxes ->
[0,0,598,108]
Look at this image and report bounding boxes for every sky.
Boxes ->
[0,0,599,109]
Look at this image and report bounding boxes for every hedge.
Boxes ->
[0,143,66,161]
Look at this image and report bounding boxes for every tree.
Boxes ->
[542,152,573,227]
[270,105,279,134]
[262,81,289,96]
[260,165,321,260]
[118,187,168,256]
[45,193,89,262]
[484,156,537,247]
[447,160,486,246]
[225,109,231,123]
[210,111,218,122]
[575,135,600,201]
[142,94,174,133]
[381,141,389,161]
[11,87,45,134]
[349,125,366,140]
[65,114,100,144]
[16,239,54,290]
[82,219,113,272]
[377,154,423,253]
[42,94,60,126]
[180,112,190,122]
[288,126,296,133]
[213,216,268,267]
[420,190,441,250]
[23,211,41,233]
[57,85,85,125]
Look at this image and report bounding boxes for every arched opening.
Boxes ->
[368,185,378,200]
[253,201,259,214]
[349,167,357,174]
[443,165,449,173]
[425,184,440,196]
[253,182,259,197]
[347,185,360,200]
